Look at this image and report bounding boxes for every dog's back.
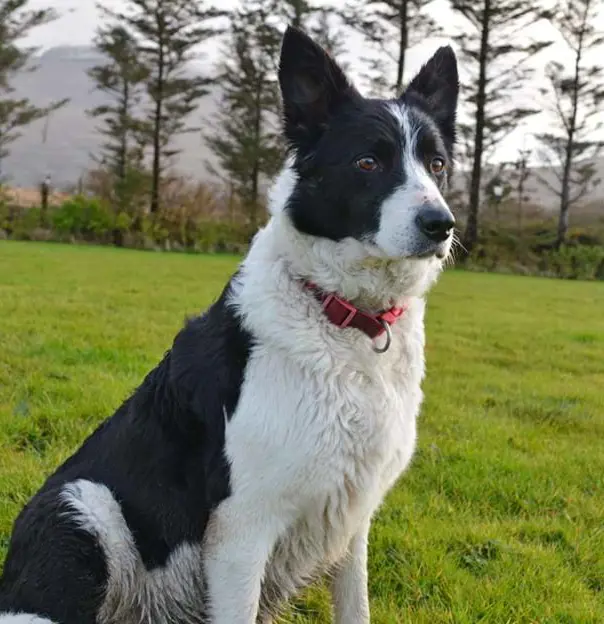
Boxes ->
[0,280,250,623]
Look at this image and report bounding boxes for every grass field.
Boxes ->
[0,240,603,623]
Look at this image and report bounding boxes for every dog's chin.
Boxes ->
[407,237,452,261]
[365,239,451,266]
[414,246,448,261]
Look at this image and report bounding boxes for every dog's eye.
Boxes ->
[355,156,379,172]
[430,157,446,175]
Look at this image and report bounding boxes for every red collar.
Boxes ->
[303,281,406,341]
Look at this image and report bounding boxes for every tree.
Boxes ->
[87,22,149,218]
[310,7,347,59]
[0,0,67,180]
[536,0,604,247]
[105,0,223,214]
[272,0,313,28]
[340,0,440,96]
[451,0,552,252]
[205,1,284,231]
[270,0,345,58]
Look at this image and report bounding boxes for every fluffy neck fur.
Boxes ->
[231,166,442,371]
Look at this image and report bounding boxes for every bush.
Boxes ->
[2,181,602,282]
[539,245,604,281]
[4,206,46,240]
[194,219,255,253]
[52,195,113,239]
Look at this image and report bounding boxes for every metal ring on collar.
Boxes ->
[372,319,392,354]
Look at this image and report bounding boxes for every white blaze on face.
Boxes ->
[374,104,454,258]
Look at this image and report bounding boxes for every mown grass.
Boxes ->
[0,240,603,623]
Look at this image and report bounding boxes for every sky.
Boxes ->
[20,0,604,165]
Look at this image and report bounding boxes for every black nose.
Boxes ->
[415,206,455,242]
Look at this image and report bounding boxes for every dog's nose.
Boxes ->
[415,206,455,242]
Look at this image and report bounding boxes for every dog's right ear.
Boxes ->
[404,46,459,144]
[279,26,358,153]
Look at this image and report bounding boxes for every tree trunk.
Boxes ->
[557,137,574,248]
[293,2,302,28]
[556,4,585,248]
[395,1,408,94]
[249,83,263,231]
[150,45,164,215]
[517,177,524,235]
[116,80,130,219]
[118,81,129,185]
[40,180,49,227]
[462,0,490,253]
[112,228,124,247]
[556,195,570,248]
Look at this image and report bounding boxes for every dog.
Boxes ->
[0,25,458,624]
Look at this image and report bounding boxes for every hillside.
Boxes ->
[4,46,221,189]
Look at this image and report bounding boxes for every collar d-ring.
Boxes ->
[372,319,392,354]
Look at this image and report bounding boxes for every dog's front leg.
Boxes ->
[330,522,371,624]
[203,497,285,624]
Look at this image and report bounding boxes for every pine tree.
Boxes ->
[87,22,149,215]
[310,7,347,59]
[270,0,345,58]
[105,0,223,214]
[340,0,440,96]
[272,0,313,28]
[536,0,604,247]
[0,0,67,180]
[451,0,552,252]
[205,1,284,231]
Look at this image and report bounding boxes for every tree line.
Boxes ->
[0,0,603,250]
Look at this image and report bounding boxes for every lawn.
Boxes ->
[0,240,603,623]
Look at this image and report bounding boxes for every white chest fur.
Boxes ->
[218,249,426,616]
[201,217,437,622]
[226,327,423,614]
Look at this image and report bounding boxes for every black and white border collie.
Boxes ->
[0,26,458,624]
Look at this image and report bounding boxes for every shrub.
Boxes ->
[52,195,113,239]
[194,220,255,253]
[463,226,604,281]
[539,245,604,281]
[11,207,43,239]
[0,205,49,240]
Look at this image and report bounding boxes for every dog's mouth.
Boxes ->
[360,235,451,269]
[360,248,449,269]
[412,238,451,260]
[415,248,440,259]
[416,247,448,260]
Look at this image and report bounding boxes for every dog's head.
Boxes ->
[271,26,459,299]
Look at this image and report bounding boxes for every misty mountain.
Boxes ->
[3,46,220,190]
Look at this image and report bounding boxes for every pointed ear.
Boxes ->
[405,46,459,140]
[279,26,358,151]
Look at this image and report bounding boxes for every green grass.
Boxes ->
[1,240,603,623]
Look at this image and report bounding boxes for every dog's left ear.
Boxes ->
[279,26,359,153]
[404,46,459,141]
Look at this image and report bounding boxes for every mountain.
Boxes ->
[3,46,221,190]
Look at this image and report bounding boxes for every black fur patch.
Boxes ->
[0,277,252,617]
[286,98,408,241]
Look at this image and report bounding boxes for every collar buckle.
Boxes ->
[322,294,357,328]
